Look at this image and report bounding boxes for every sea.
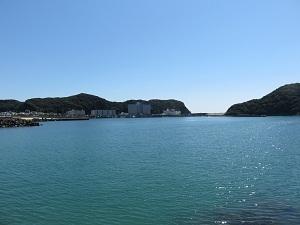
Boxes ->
[1,117,300,225]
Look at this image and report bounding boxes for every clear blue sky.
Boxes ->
[0,0,299,112]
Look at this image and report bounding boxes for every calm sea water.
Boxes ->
[1,117,300,225]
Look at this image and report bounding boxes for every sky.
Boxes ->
[0,0,299,113]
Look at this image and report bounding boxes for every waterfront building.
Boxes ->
[142,104,151,115]
[91,110,117,118]
[65,109,86,117]
[119,112,129,118]
[0,112,13,117]
[128,102,151,115]
[162,108,181,116]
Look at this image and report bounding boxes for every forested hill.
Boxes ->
[226,83,300,116]
[0,93,191,115]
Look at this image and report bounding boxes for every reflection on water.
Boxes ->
[173,200,300,225]
[214,201,300,225]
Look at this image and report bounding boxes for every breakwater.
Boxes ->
[0,117,39,128]
[41,117,89,121]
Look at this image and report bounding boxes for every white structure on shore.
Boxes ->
[0,112,13,117]
[162,109,181,116]
[128,102,151,115]
[91,110,117,118]
[65,109,86,117]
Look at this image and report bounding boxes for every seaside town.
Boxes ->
[0,102,183,128]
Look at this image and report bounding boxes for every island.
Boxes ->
[226,83,300,116]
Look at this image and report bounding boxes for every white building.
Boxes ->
[90,110,116,118]
[162,109,181,116]
[65,109,86,117]
[0,112,13,117]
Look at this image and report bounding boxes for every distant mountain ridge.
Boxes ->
[226,83,300,116]
[0,93,191,115]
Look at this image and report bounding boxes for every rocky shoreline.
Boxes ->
[0,118,39,128]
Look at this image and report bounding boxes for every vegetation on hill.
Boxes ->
[0,100,23,112]
[226,83,300,116]
[0,93,191,115]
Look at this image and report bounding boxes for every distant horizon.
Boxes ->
[1,0,299,112]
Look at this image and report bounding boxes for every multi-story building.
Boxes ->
[65,109,86,117]
[128,102,151,115]
[0,112,13,117]
[90,110,117,118]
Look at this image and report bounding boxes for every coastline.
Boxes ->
[0,117,39,128]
